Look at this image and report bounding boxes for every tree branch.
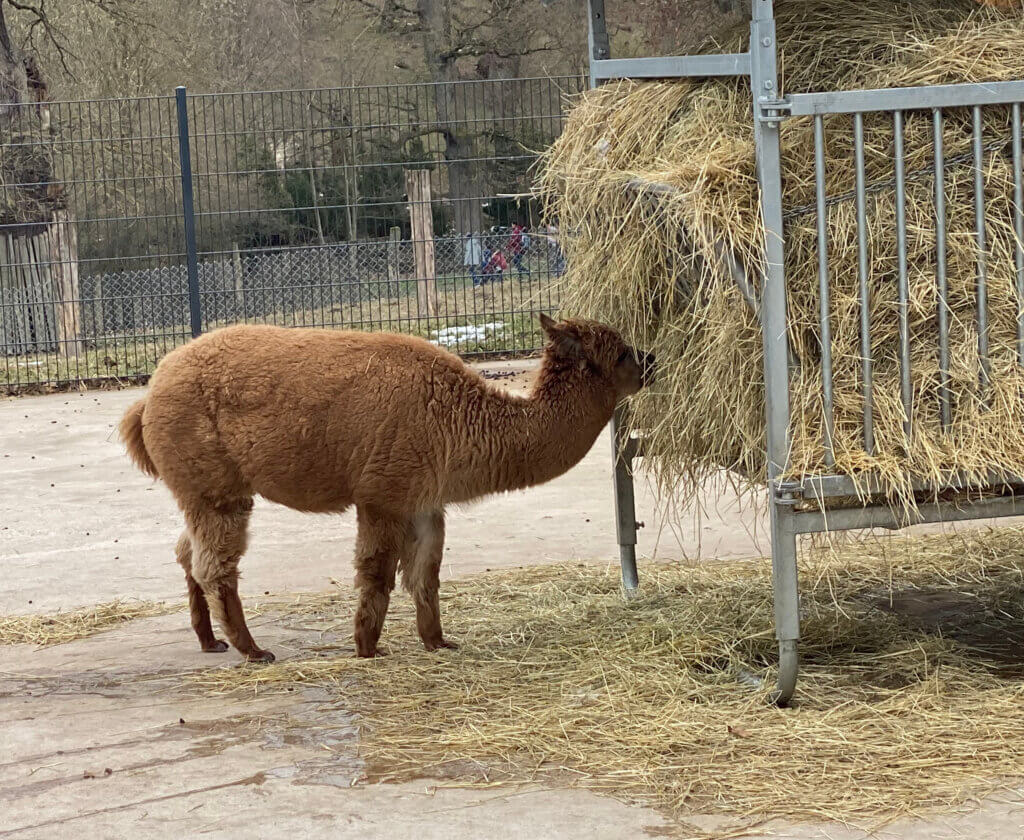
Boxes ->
[441,41,559,61]
[6,0,77,75]
[349,0,422,32]
[0,1,12,56]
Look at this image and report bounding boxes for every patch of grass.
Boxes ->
[3,274,558,393]
[194,527,1024,833]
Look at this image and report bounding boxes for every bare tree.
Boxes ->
[0,3,27,109]
[350,0,565,232]
[0,0,77,353]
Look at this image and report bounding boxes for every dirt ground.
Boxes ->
[3,359,1024,839]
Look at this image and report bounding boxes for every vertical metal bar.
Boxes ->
[588,0,636,600]
[751,0,799,707]
[933,108,952,429]
[974,105,990,393]
[894,110,912,442]
[853,112,874,453]
[611,406,640,595]
[175,86,202,339]
[814,115,835,468]
[1012,102,1023,366]
[587,0,610,89]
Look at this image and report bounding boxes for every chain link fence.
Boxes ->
[0,77,583,391]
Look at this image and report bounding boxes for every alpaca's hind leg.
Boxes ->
[175,532,228,652]
[401,510,457,652]
[353,506,403,657]
[186,498,273,663]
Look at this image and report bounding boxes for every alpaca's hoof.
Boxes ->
[202,639,229,653]
[246,649,276,664]
[355,647,387,658]
[425,638,459,652]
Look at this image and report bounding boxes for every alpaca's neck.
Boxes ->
[452,356,616,500]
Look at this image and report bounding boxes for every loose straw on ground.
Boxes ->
[0,600,176,646]
[537,0,1024,513]
[193,528,1024,832]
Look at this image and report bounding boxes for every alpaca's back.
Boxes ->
[140,324,495,514]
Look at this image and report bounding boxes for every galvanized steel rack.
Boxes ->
[593,0,1024,704]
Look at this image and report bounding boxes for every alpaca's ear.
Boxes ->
[539,313,559,335]
[540,314,583,360]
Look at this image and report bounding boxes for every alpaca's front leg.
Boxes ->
[402,510,458,651]
[353,506,403,657]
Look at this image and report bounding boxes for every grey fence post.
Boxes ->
[175,86,202,339]
[588,0,641,594]
[586,0,611,89]
[611,405,641,596]
[751,0,800,706]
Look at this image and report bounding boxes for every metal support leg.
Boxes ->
[611,406,640,596]
[769,496,800,705]
[751,0,800,703]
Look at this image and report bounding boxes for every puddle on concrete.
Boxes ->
[265,765,301,779]
[3,654,369,794]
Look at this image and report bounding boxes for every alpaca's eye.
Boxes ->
[616,351,630,364]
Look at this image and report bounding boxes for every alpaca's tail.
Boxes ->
[120,398,159,478]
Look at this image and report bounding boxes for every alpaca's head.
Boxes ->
[539,314,655,400]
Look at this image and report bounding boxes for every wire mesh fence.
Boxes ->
[0,76,583,392]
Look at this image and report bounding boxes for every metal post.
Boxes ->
[933,109,952,429]
[1012,102,1024,366]
[590,0,636,596]
[894,110,913,441]
[587,0,611,89]
[973,105,990,394]
[611,405,640,596]
[751,0,800,706]
[853,113,874,452]
[813,115,835,468]
[175,86,202,339]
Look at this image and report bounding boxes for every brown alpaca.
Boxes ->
[120,316,654,662]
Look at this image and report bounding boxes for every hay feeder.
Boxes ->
[571,0,1024,704]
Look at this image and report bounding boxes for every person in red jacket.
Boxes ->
[481,246,507,283]
[508,223,530,275]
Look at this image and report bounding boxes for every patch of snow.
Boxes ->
[431,322,505,347]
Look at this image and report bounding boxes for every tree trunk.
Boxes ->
[418,0,486,234]
[0,4,82,357]
[0,212,81,355]
[0,3,27,118]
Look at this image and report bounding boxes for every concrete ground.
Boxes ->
[3,359,1024,839]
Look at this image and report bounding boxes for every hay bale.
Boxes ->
[539,0,1024,508]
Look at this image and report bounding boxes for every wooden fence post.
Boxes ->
[48,210,82,355]
[387,226,401,285]
[405,169,437,317]
[232,242,245,319]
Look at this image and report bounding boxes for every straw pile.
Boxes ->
[194,528,1024,831]
[538,0,1024,508]
[0,600,176,646]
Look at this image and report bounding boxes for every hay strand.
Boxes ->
[194,528,1024,831]
[0,600,176,646]
[537,0,1024,512]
